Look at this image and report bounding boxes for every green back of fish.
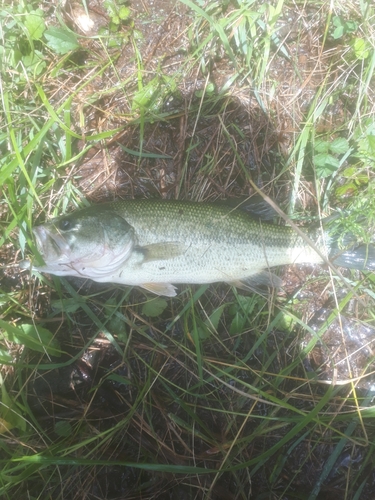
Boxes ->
[109,199,300,250]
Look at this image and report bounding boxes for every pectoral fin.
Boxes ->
[140,282,177,297]
[138,242,186,262]
[228,271,282,294]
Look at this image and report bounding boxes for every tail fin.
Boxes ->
[330,243,375,271]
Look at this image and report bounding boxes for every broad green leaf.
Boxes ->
[22,50,46,76]
[332,25,344,39]
[204,304,226,332]
[345,20,358,32]
[132,77,160,110]
[45,27,79,55]
[0,319,61,355]
[275,312,295,332]
[19,324,61,354]
[352,37,370,60]
[342,167,356,178]
[330,137,349,154]
[1,377,26,432]
[0,417,13,434]
[0,349,12,363]
[195,82,215,98]
[196,325,212,340]
[235,294,257,315]
[332,16,358,39]
[313,153,339,168]
[108,315,127,337]
[119,6,131,20]
[313,153,340,178]
[142,297,168,317]
[55,421,72,437]
[11,48,23,67]
[358,134,375,159]
[197,304,226,340]
[367,135,375,155]
[314,139,330,153]
[229,311,246,335]
[335,182,358,199]
[51,297,83,313]
[104,0,117,18]
[24,9,46,40]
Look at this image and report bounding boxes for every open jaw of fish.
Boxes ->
[27,199,375,297]
[32,208,137,281]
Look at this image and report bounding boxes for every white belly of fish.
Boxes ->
[104,240,322,288]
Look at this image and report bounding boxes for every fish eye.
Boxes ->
[58,219,75,231]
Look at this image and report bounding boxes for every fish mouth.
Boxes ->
[33,225,71,263]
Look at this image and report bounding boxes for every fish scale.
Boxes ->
[31,199,330,296]
[28,199,375,296]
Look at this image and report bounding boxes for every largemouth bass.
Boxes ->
[30,199,375,296]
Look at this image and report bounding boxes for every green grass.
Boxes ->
[1,0,375,498]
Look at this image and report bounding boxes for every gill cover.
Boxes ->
[33,206,136,280]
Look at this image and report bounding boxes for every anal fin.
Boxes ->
[228,271,282,294]
[140,282,177,297]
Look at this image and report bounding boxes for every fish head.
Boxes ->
[33,206,135,280]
